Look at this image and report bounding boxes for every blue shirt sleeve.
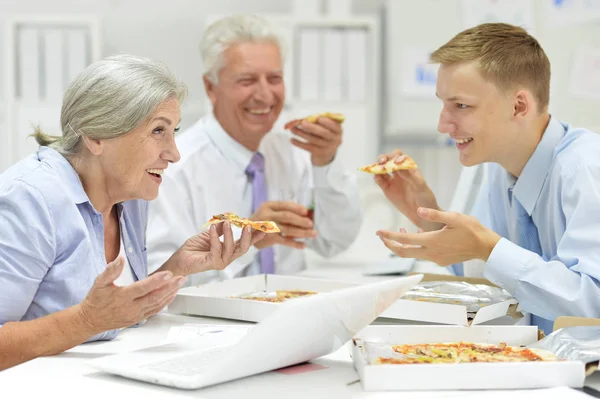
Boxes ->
[485,163,600,320]
[0,181,56,326]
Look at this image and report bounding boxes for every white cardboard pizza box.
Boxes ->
[168,274,358,322]
[378,273,520,326]
[352,325,585,391]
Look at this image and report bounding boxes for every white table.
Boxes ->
[0,313,364,398]
[2,264,598,398]
[2,312,598,398]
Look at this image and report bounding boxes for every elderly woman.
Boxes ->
[0,54,264,371]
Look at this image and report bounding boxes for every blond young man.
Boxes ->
[375,23,600,333]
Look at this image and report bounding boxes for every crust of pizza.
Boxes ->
[359,157,418,175]
[201,213,280,233]
[528,348,559,361]
[284,112,345,129]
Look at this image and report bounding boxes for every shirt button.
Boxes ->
[127,247,133,254]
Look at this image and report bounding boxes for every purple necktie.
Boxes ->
[245,152,275,274]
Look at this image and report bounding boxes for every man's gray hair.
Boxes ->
[200,14,285,84]
[33,54,187,155]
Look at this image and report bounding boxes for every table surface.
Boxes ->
[2,263,598,398]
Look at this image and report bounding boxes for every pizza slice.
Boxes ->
[358,156,418,175]
[284,112,345,130]
[201,212,244,229]
[201,213,280,233]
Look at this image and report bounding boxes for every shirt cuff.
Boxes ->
[483,237,538,294]
[312,156,351,190]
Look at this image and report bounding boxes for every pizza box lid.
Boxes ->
[167,274,359,322]
[351,325,585,391]
[554,316,600,331]
[377,273,521,326]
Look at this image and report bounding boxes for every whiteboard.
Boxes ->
[383,0,600,137]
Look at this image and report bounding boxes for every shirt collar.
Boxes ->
[205,112,255,172]
[38,147,91,205]
[512,115,565,215]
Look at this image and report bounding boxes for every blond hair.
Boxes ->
[430,23,550,112]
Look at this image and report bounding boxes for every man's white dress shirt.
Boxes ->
[147,113,362,285]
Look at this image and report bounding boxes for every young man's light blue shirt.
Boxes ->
[472,116,600,334]
[0,147,148,341]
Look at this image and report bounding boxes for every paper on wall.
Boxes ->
[545,0,600,27]
[461,0,535,33]
[400,47,439,99]
[569,46,600,100]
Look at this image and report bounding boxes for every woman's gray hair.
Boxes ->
[33,54,188,155]
[200,14,286,84]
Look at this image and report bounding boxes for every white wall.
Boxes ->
[0,0,294,133]
[0,0,380,131]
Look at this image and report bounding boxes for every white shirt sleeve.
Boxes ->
[146,173,197,274]
[308,155,362,257]
[147,161,258,283]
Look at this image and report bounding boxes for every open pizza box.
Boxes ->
[167,274,358,322]
[377,273,522,326]
[351,325,585,391]
[168,273,521,325]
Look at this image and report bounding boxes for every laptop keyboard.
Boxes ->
[142,346,231,376]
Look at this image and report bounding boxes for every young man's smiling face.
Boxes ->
[436,60,518,167]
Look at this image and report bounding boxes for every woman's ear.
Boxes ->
[81,136,103,156]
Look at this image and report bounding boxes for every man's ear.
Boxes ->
[203,75,218,107]
[81,136,103,156]
[513,90,532,119]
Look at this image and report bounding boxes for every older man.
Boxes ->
[147,15,362,284]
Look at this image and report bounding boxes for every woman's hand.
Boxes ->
[78,257,185,332]
[163,221,266,277]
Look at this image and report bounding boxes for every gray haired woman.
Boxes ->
[0,54,264,371]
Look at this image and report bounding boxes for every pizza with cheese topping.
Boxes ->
[359,156,418,175]
[373,342,557,364]
[284,112,345,129]
[232,290,318,303]
[202,213,280,233]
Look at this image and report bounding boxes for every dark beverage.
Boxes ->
[307,207,314,222]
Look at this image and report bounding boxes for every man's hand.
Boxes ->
[288,116,343,166]
[251,201,317,249]
[376,207,502,266]
[162,221,266,277]
[374,149,442,232]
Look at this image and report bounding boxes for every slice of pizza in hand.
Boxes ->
[359,156,418,175]
[284,112,345,129]
[201,213,280,233]
[201,213,243,229]
[247,220,281,233]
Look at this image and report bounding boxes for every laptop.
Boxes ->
[88,274,423,389]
